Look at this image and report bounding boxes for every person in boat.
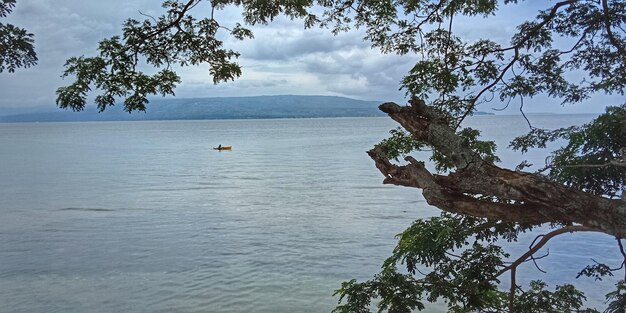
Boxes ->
[218,144,222,149]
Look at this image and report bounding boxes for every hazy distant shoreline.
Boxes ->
[0,95,496,123]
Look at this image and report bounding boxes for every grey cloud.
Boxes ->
[244,28,369,61]
[172,78,319,99]
[295,48,418,102]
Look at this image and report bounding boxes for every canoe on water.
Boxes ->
[213,146,232,150]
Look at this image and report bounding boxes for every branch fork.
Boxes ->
[369,101,626,237]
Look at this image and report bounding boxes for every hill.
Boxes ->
[0,95,494,122]
[0,95,386,122]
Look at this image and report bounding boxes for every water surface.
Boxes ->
[0,115,620,312]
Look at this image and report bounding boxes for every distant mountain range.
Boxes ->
[0,95,493,123]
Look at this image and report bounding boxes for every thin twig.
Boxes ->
[519,95,533,129]
[496,226,597,278]
[456,48,518,129]
[492,96,513,111]
[138,10,158,23]
[618,239,626,280]
[456,0,578,128]
[530,250,549,273]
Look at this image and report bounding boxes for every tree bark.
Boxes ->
[369,101,626,237]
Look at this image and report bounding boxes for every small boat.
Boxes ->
[213,146,232,150]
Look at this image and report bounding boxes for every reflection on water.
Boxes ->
[0,116,620,312]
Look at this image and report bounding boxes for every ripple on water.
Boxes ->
[58,207,116,212]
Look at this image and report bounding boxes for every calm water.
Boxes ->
[0,115,621,312]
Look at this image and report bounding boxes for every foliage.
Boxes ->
[333,213,607,312]
[511,104,626,198]
[376,126,499,172]
[376,128,424,161]
[55,0,323,112]
[332,269,426,313]
[512,281,599,313]
[604,281,626,313]
[0,0,37,73]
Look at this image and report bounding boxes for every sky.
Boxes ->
[0,0,617,114]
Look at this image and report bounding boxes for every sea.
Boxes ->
[0,115,622,312]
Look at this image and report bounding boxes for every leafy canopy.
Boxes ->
[0,0,37,73]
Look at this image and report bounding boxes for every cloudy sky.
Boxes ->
[0,1,616,113]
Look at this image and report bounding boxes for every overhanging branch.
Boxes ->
[370,101,626,237]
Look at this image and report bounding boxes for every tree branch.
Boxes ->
[617,238,626,281]
[142,0,200,40]
[370,101,626,237]
[509,267,516,313]
[601,0,626,56]
[496,226,596,278]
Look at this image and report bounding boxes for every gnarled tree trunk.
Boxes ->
[368,100,626,237]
